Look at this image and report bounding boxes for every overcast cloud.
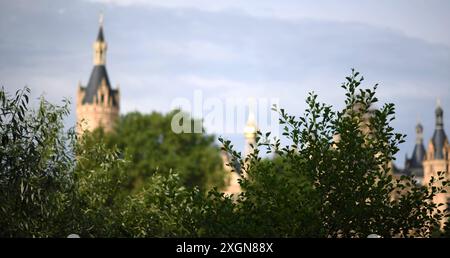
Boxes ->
[1,0,449,167]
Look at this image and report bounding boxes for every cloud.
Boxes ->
[180,75,247,90]
[58,8,67,15]
[86,0,450,46]
[145,40,238,62]
[2,0,450,166]
[85,0,250,11]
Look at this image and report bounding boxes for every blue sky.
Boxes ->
[1,0,449,168]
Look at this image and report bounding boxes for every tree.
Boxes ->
[0,87,73,237]
[217,69,450,237]
[2,69,449,238]
[0,87,133,237]
[0,86,224,237]
[93,111,225,193]
[68,132,129,237]
[193,156,324,237]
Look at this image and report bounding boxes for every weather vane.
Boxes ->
[99,11,104,26]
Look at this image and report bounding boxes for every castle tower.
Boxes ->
[76,14,120,134]
[223,110,258,195]
[423,99,449,213]
[243,110,258,157]
[404,122,426,184]
[222,151,242,195]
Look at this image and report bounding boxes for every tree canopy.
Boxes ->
[91,111,226,193]
[0,70,449,237]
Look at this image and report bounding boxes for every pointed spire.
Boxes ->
[247,110,256,126]
[415,122,423,144]
[243,103,258,159]
[405,121,426,172]
[97,12,105,42]
[244,108,257,139]
[431,97,447,159]
[93,12,107,65]
[435,98,444,129]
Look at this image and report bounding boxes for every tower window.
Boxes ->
[101,94,104,103]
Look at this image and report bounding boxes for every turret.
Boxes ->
[244,110,258,157]
[430,99,447,159]
[76,13,120,134]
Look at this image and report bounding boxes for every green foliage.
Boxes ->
[0,87,133,237]
[0,86,225,237]
[93,111,225,193]
[218,69,449,237]
[195,156,324,237]
[120,171,202,237]
[0,87,73,237]
[1,69,449,238]
[67,133,128,237]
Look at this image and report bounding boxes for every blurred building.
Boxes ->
[398,101,450,211]
[401,122,426,185]
[423,101,449,211]
[76,14,120,134]
[223,110,257,195]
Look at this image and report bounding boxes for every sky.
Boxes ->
[1,0,449,168]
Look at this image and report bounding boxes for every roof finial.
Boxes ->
[246,98,257,127]
[247,109,256,125]
[99,11,104,27]
[437,98,441,108]
[244,99,258,138]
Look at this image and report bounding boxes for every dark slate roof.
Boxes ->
[432,129,447,159]
[403,161,424,177]
[97,26,105,42]
[81,65,117,106]
[399,123,425,178]
[391,163,403,175]
[408,167,424,177]
[407,143,426,169]
[432,105,447,159]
